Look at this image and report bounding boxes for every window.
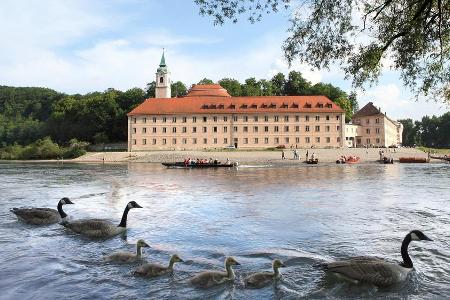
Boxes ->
[143,117,147,123]
[296,137,300,143]
[223,116,228,122]
[142,127,147,133]
[214,138,218,144]
[142,139,146,145]
[366,138,371,144]
[152,139,156,145]
[305,116,310,122]
[132,118,136,124]
[162,138,167,145]
[203,138,207,144]
[182,138,187,144]
[193,116,197,123]
[254,116,258,122]
[233,126,238,132]
[152,117,156,123]
[305,137,310,143]
[160,76,164,83]
[264,137,269,144]
[223,126,228,133]
[244,138,248,144]
[274,137,279,144]
[284,126,289,132]
[203,116,207,122]
[336,115,340,120]
[264,116,269,122]
[274,116,279,122]
[366,119,370,124]
[213,126,217,133]
[264,126,269,132]
[162,117,167,123]
[274,126,279,132]
[326,115,330,121]
[325,126,330,132]
[182,117,187,123]
[376,138,380,144]
[337,125,341,131]
[172,117,176,123]
[366,128,371,134]
[316,137,320,143]
[172,127,176,133]
[285,137,290,143]
[133,139,136,145]
[233,116,238,122]
[315,115,320,121]
[172,138,176,144]
[203,127,207,133]
[315,126,320,132]
[254,138,258,144]
[182,127,187,133]
[162,127,167,133]
[284,115,289,122]
[213,116,217,122]
[295,126,300,132]
[224,138,228,144]
[132,128,136,133]
[192,127,197,133]
[243,116,248,122]
[243,126,248,132]
[326,137,331,143]
[153,127,156,133]
[305,126,310,132]
[295,115,300,122]
[376,128,380,134]
[253,126,258,133]
[376,118,380,124]
[193,138,197,144]
[337,137,341,143]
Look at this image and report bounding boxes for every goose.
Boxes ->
[189,257,240,288]
[104,239,150,263]
[244,259,286,288]
[134,254,184,277]
[60,201,142,238]
[323,230,432,287]
[11,197,74,225]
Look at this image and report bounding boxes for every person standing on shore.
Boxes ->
[282,150,285,160]
[306,150,309,161]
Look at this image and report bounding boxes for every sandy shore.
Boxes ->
[69,147,432,165]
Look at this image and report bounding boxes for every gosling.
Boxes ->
[104,239,150,263]
[11,197,74,225]
[189,257,240,288]
[244,259,286,288]
[134,254,183,277]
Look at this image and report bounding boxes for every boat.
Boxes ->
[305,158,319,164]
[346,156,360,164]
[430,155,450,162]
[162,162,236,168]
[381,157,394,164]
[399,157,428,163]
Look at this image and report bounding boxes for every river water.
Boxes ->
[0,162,449,299]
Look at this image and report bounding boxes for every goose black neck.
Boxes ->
[57,202,67,218]
[118,205,131,228]
[401,234,413,268]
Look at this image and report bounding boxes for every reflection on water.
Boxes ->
[0,162,449,299]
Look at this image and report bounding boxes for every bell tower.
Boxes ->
[155,50,171,98]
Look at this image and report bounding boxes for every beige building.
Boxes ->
[349,102,403,147]
[127,54,346,151]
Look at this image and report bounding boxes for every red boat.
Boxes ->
[399,157,428,163]
[336,155,360,164]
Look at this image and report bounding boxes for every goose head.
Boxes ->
[409,230,432,242]
[137,239,150,248]
[60,197,74,205]
[273,259,286,270]
[225,257,240,267]
[170,254,184,264]
[127,201,143,209]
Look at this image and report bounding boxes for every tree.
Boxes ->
[198,78,214,84]
[241,77,261,96]
[259,79,273,96]
[398,119,419,147]
[285,71,311,96]
[334,96,353,123]
[218,78,242,96]
[271,72,286,96]
[195,0,450,103]
[145,81,156,98]
[171,81,188,97]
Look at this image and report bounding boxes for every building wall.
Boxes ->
[352,114,402,147]
[128,112,345,151]
[344,124,361,147]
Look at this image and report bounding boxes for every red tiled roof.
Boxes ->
[128,84,344,116]
[353,102,382,118]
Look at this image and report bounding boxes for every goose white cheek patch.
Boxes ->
[411,233,419,241]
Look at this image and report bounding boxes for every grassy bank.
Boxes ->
[0,137,88,160]
[417,146,450,155]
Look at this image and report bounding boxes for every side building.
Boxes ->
[347,102,403,147]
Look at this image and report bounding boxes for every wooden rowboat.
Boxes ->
[162,162,235,168]
[399,157,428,163]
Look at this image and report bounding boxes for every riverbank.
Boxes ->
[67,147,434,165]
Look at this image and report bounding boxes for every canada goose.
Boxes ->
[189,257,240,288]
[244,259,286,288]
[323,230,432,287]
[11,197,74,225]
[134,254,184,277]
[104,239,150,263]
[60,201,142,238]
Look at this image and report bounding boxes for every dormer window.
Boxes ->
[251,104,257,109]
[291,103,299,108]
[304,103,312,108]
[281,103,288,108]
[241,104,248,109]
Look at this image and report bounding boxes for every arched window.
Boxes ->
[160,76,164,83]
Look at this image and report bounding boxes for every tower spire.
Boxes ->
[155,49,171,98]
[160,48,166,67]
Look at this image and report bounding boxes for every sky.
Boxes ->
[0,0,448,120]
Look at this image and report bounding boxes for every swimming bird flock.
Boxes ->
[11,198,433,290]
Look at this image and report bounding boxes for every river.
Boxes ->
[0,162,449,299]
